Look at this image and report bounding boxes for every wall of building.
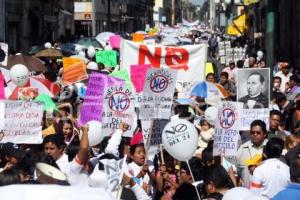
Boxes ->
[3,0,75,53]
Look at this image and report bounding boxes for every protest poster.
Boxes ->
[109,35,121,49]
[141,119,169,146]
[95,50,117,67]
[110,69,132,89]
[63,57,82,69]
[120,40,207,96]
[0,42,8,66]
[18,87,38,100]
[239,108,269,131]
[234,47,244,63]
[102,85,136,137]
[79,73,124,125]
[34,94,58,112]
[237,68,270,109]
[1,101,44,144]
[138,68,177,119]
[61,61,88,86]
[104,158,125,193]
[130,64,151,93]
[132,33,144,42]
[213,101,243,156]
[0,73,5,99]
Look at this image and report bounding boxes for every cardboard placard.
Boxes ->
[61,61,88,86]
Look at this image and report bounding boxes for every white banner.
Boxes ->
[182,19,199,27]
[213,101,243,156]
[102,86,136,137]
[1,101,44,144]
[120,40,207,96]
[138,68,177,119]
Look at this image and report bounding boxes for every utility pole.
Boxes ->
[107,0,111,31]
[172,0,175,25]
[266,0,276,85]
[92,0,96,36]
[0,0,5,42]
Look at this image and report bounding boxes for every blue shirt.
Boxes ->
[272,183,300,200]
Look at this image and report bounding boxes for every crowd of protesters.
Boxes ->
[0,28,299,200]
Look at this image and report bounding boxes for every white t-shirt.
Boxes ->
[56,153,69,174]
[65,157,89,186]
[250,158,290,198]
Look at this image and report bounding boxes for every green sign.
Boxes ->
[95,50,117,67]
[110,69,132,89]
[34,94,58,112]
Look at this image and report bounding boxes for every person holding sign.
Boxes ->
[238,72,269,108]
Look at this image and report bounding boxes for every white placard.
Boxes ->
[213,101,243,156]
[102,86,136,137]
[2,101,43,144]
[138,68,177,119]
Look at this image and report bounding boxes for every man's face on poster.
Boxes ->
[247,74,263,97]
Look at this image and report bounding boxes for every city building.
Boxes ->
[154,0,182,26]
[0,0,74,53]
[74,0,154,36]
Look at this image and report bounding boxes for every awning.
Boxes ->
[227,14,247,36]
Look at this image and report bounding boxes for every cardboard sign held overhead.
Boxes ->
[61,61,88,86]
[95,50,117,68]
[63,57,82,69]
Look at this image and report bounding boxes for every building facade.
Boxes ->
[1,0,74,53]
[77,0,154,36]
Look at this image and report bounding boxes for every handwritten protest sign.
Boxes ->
[34,94,58,112]
[213,101,243,156]
[110,69,132,89]
[63,57,82,69]
[138,68,177,119]
[109,35,121,49]
[61,61,88,86]
[130,64,151,93]
[0,42,8,66]
[132,33,144,42]
[79,73,124,125]
[1,101,43,144]
[239,108,269,131]
[141,119,169,146]
[95,50,117,67]
[102,86,136,137]
[104,158,125,192]
[120,40,207,97]
[0,73,5,99]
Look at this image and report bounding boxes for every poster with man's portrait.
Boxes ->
[237,68,270,109]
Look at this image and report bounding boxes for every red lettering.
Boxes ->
[165,47,189,71]
[138,44,161,67]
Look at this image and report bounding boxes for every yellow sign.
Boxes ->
[227,14,247,36]
[243,0,260,6]
[205,62,214,76]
